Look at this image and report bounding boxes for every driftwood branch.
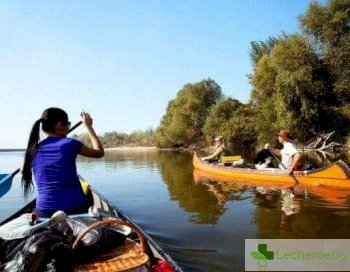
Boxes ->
[300,131,346,152]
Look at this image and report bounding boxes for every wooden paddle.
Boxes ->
[267,146,300,185]
[0,121,82,198]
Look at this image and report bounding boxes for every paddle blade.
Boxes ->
[0,174,14,198]
[0,169,20,198]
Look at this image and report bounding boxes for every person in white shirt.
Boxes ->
[265,129,302,174]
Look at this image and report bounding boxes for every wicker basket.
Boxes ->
[72,218,150,272]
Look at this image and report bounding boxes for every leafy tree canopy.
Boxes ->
[203,98,243,138]
[299,0,350,103]
[73,129,156,148]
[203,98,257,152]
[156,79,222,148]
[250,0,350,145]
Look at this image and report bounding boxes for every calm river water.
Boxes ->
[1,150,350,271]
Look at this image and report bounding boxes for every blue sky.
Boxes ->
[0,0,311,148]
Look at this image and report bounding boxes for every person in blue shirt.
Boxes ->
[21,107,104,217]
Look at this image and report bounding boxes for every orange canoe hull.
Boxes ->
[193,153,350,188]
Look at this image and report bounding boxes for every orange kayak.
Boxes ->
[193,152,350,188]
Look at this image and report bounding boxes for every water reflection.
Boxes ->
[193,166,350,239]
[155,151,227,224]
[280,187,302,216]
[195,180,251,205]
[2,150,350,271]
[78,149,159,170]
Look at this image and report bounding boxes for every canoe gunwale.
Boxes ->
[0,187,184,272]
[90,187,184,272]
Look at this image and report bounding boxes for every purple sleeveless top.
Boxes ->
[32,137,88,216]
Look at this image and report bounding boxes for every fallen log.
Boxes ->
[301,131,347,152]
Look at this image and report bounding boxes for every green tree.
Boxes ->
[249,34,286,67]
[251,35,349,144]
[222,104,257,152]
[127,129,156,146]
[269,35,326,141]
[203,98,242,138]
[102,131,128,147]
[299,0,350,105]
[73,129,156,148]
[203,98,257,152]
[250,0,350,146]
[156,79,222,148]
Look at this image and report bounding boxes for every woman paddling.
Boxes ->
[21,108,104,217]
[201,136,228,162]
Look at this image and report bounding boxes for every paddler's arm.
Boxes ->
[264,143,281,157]
[286,152,302,174]
[79,111,104,158]
[203,146,224,160]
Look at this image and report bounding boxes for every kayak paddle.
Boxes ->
[0,169,21,198]
[0,121,83,198]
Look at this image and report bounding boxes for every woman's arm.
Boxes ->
[203,146,224,160]
[79,111,104,158]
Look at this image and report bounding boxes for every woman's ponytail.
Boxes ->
[21,119,41,198]
[21,107,68,198]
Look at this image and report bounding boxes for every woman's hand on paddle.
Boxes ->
[80,110,93,128]
[79,110,104,158]
[264,143,271,150]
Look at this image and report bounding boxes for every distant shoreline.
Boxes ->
[0,146,200,152]
[0,147,158,152]
[0,149,25,152]
[105,146,157,151]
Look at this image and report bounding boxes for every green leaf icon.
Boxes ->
[251,251,268,268]
[251,251,266,261]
